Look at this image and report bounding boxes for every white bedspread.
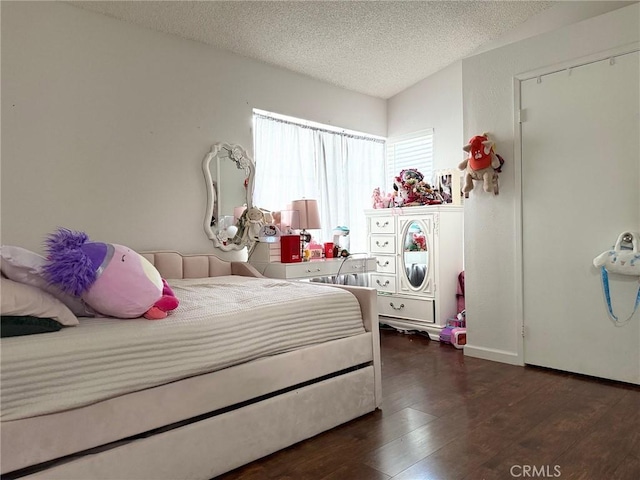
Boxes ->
[1,277,365,421]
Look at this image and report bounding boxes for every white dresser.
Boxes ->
[365,206,463,340]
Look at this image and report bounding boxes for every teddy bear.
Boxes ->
[458,133,503,196]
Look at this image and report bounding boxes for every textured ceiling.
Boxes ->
[69,1,616,99]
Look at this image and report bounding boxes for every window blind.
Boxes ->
[386,129,434,187]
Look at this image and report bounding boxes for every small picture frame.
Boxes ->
[434,169,462,205]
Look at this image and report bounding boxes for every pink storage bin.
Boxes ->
[451,328,467,349]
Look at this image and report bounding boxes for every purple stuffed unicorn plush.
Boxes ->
[43,228,179,319]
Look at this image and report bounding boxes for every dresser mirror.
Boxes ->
[402,221,429,288]
[202,143,256,251]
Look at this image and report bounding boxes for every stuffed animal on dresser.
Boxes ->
[458,133,503,195]
[393,169,442,206]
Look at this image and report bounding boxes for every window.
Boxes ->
[385,129,434,187]
[252,109,385,253]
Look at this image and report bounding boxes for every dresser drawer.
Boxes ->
[378,296,435,323]
[369,216,395,234]
[374,255,396,274]
[371,274,396,293]
[369,236,395,254]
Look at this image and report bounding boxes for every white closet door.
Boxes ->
[521,51,639,384]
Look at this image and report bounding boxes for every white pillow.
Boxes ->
[1,278,79,326]
[0,245,95,317]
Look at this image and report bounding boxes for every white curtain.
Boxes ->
[253,114,385,253]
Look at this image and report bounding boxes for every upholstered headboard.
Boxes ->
[140,251,263,280]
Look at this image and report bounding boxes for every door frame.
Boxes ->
[512,42,640,366]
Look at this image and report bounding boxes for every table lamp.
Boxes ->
[290,199,321,257]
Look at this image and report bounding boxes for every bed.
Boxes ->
[0,251,381,480]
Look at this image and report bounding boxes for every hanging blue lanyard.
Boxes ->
[600,267,640,325]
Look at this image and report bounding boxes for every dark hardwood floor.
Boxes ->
[215,328,640,480]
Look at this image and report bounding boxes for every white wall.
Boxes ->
[387,61,463,175]
[385,2,635,178]
[0,1,386,257]
[470,1,637,57]
[461,4,639,363]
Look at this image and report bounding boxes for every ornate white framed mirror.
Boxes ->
[202,142,256,251]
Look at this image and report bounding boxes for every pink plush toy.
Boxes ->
[144,279,179,320]
[43,228,179,319]
[371,187,384,208]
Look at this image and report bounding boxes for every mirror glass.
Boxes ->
[437,173,453,203]
[403,221,428,288]
[203,143,256,251]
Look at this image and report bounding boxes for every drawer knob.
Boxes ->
[306,268,321,273]
[376,279,390,287]
[390,302,405,311]
[377,260,389,267]
[375,240,389,247]
[376,221,389,228]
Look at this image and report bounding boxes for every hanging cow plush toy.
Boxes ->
[43,228,179,319]
[458,133,504,196]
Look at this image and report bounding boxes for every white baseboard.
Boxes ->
[464,344,523,366]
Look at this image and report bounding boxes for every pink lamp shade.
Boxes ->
[280,209,300,231]
[233,205,247,223]
[290,199,321,230]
